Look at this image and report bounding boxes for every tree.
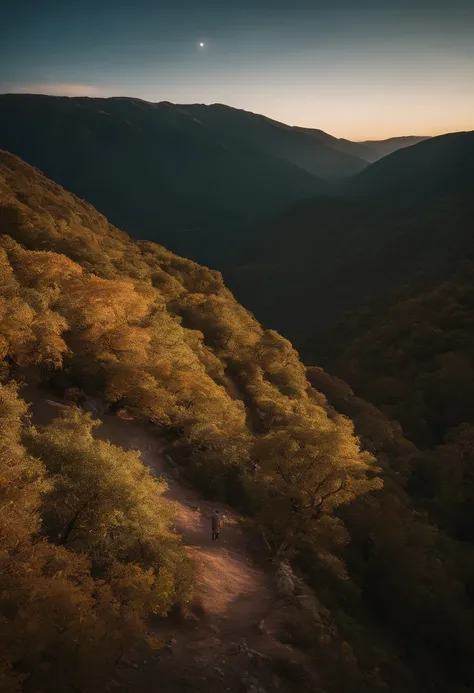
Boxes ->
[0,384,192,693]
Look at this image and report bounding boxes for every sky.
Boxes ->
[1,0,473,139]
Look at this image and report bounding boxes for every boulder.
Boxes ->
[165,453,177,468]
[274,561,295,597]
[82,397,104,417]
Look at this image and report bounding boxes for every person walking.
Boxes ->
[211,509,221,541]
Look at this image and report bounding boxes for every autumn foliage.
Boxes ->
[5,148,473,692]
[0,150,386,691]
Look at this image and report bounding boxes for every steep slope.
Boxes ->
[347,129,474,200]
[294,126,375,160]
[329,264,474,450]
[175,102,368,178]
[360,135,428,162]
[0,94,432,270]
[23,389,310,693]
[0,94,365,263]
[2,151,474,693]
[294,128,427,163]
[224,130,474,358]
[0,149,382,689]
[305,366,474,693]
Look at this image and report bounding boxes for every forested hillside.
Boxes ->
[224,130,474,359]
[0,150,381,692]
[327,264,474,537]
[307,366,474,693]
[345,130,474,200]
[2,150,474,693]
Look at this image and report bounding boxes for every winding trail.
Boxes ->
[95,413,273,627]
[22,387,311,692]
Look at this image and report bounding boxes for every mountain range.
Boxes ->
[0,93,426,261]
[1,94,472,365]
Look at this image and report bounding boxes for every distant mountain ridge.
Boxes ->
[293,127,427,163]
[0,93,427,261]
[359,135,429,161]
[346,129,474,200]
[0,93,347,255]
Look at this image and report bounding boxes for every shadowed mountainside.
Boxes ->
[223,129,474,359]
[0,93,361,257]
[0,94,428,265]
[359,135,429,162]
[294,128,427,163]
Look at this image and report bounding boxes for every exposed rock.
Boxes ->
[194,655,211,667]
[239,640,271,662]
[226,643,240,656]
[82,397,104,417]
[165,453,177,467]
[272,674,282,690]
[274,561,295,597]
[165,637,177,651]
[242,675,266,693]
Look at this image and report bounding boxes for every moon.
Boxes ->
[199,42,205,48]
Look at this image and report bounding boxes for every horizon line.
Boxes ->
[0,87,468,142]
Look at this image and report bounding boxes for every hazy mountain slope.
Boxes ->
[294,128,428,162]
[360,135,428,162]
[176,102,368,178]
[328,264,474,449]
[293,126,375,160]
[0,94,368,182]
[0,94,328,257]
[224,130,474,358]
[0,94,432,270]
[347,130,474,199]
[0,93,371,265]
[323,254,474,559]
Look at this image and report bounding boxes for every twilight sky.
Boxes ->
[1,0,473,139]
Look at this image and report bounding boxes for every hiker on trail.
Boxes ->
[211,509,221,541]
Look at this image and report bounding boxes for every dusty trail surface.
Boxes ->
[96,413,273,627]
[23,388,315,693]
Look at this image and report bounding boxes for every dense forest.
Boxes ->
[0,151,379,692]
[2,150,474,692]
[224,130,474,359]
[326,265,474,536]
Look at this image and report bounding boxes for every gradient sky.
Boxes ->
[1,0,473,139]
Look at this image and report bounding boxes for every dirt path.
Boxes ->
[95,413,275,629]
[21,387,316,692]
